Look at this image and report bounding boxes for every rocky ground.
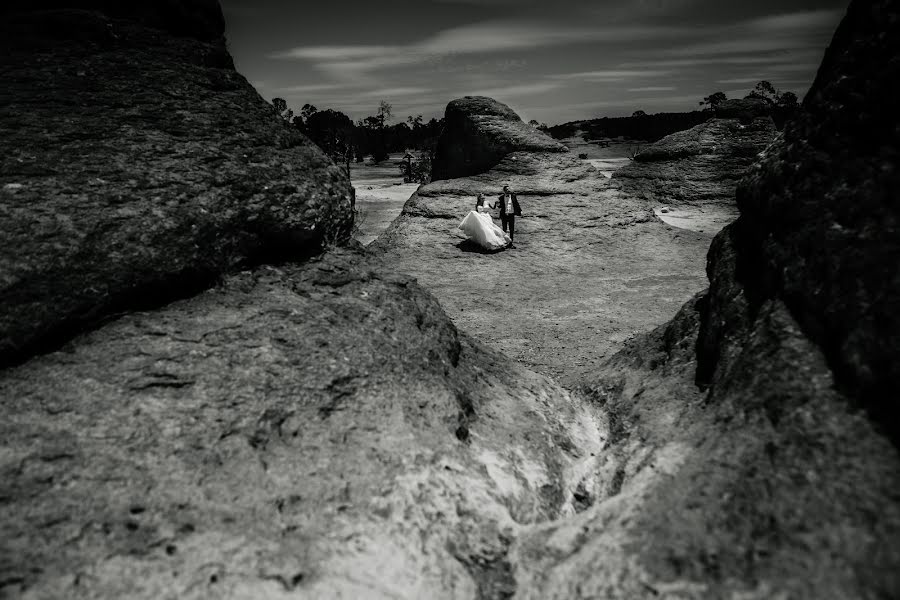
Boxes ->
[2,0,899,598]
[349,155,419,246]
[0,5,354,367]
[373,149,712,387]
[1,249,611,599]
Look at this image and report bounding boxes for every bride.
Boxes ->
[458,193,511,251]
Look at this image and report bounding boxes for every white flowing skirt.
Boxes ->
[458,211,511,250]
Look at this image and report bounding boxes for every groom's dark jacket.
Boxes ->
[496,193,522,218]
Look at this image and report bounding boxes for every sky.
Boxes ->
[220,0,847,124]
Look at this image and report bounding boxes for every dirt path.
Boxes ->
[350,155,419,246]
[374,154,715,388]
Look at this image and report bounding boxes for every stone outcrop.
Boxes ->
[0,4,608,599]
[4,0,899,597]
[0,250,607,598]
[611,110,776,209]
[0,2,354,366]
[431,96,567,181]
[729,0,900,442]
[509,1,900,597]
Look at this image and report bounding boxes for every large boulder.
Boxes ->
[611,115,777,209]
[0,3,354,366]
[0,250,607,598]
[0,5,610,599]
[727,0,900,441]
[510,1,900,597]
[431,96,568,181]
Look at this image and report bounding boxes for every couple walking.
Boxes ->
[458,185,522,251]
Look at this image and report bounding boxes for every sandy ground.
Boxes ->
[654,205,738,234]
[350,154,420,245]
[587,158,632,178]
[558,138,636,177]
[375,153,714,388]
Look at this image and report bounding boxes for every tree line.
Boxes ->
[270,98,444,182]
[699,80,799,127]
[550,80,801,143]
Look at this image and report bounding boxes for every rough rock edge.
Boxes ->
[431,96,568,182]
[510,1,900,596]
[0,5,354,367]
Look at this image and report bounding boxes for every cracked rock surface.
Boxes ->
[0,3,354,366]
[2,0,899,598]
[0,250,606,599]
[611,115,777,212]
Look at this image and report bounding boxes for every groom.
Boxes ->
[494,184,522,248]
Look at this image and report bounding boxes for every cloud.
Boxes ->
[362,87,431,97]
[273,83,351,94]
[467,81,563,98]
[715,78,763,84]
[627,86,676,92]
[271,46,395,61]
[553,69,673,82]
[748,9,844,32]
[269,18,689,82]
[667,9,842,57]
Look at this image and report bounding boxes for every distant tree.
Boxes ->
[625,143,645,159]
[355,102,394,163]
[271,97,293,122]
[746,80,779,105]
[377,101,393,127]
[301,103,319,121]
[699,92,728,110]
[773,90,800,129]
[304,109,354,172]
[745,81,801,128]
[398,150,432,184]
[528,119,540,128]
[777,91,799,108]
[632,110,647,117]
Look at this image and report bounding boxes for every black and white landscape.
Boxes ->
[1,1,898,598]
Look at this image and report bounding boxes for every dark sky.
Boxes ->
[220,0,847,124]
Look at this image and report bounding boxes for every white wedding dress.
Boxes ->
[458,206,511,250]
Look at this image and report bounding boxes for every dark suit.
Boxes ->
[496,193,522,241]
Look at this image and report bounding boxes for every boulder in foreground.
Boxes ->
[0,251,605,599]
[0,3,354,366]
[512,1,900,597]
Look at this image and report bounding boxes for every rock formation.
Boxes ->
[611,100,776,212]
[3,0,899,597]
[0,4,605,598]
[431,96,567,181]
[0,1,354,366]
[509,1,900,597]
[0,249,608,598]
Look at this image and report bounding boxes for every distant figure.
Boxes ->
[493,184,522,248]
[458,193,511,251]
